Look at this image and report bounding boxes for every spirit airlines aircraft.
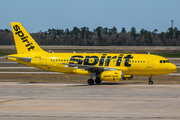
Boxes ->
[7,22,177,85]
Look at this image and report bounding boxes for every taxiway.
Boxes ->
[0,82,180,120]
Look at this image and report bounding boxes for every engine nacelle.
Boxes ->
[100,71,124,81]
[123,75,133,80]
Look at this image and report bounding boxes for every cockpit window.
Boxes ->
[160,60,170,63]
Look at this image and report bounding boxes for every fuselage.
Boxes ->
[8,52,177,76]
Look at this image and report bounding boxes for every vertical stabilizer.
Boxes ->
[11,22,45,54]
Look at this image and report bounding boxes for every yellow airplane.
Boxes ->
[7,22,177,85]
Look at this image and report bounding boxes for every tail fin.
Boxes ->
[11,22,45,54]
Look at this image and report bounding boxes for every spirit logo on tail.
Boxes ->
[13,25,35,51]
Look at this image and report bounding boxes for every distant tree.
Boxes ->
[80,27,88,38]
[80,27,89,45]
[2,24,180,46]
[56,29,64,35]
[159,32,166,45]
[4,29,11,33]
[65,28,70,35]
[111,27,117,34]
[121,27,126,33]
[102,27,108,34]
[167,27,174,39]
[140,28,145,36]
[72,27,80,35]
[152,29,158,34]
[174,27,180,39]
[47,29,51,35]
[130,27,137,37]
[94,26,103,45]
[44,31,47,36]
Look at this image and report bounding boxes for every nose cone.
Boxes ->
[169,63,177,73]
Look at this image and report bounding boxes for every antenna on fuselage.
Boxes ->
[48,50,54,53]
[73,51,76,53]
[148,52,150,55]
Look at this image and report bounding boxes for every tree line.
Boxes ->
[0,26,180,46]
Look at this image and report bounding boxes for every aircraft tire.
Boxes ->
[149,80,153,85]
[87,79,94,85]
[95,78,102,84]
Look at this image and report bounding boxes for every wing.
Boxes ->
[60,63,117,73]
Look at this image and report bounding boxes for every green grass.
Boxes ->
[154,53,180,57]
[0,49,16,56]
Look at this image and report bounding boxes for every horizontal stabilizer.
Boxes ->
[7,56,32,62]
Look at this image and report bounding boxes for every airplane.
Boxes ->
[7,22,177,85]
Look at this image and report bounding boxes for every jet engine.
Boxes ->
[100,71,124,81]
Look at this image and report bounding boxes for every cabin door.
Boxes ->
[147,56,153,68]
[41,55,47,66]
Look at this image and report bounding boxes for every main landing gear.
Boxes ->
[87,73,102,85]
[148,74,153,85]
[95,77,102,84]
[87,77,102,85]
[87,79,94,85]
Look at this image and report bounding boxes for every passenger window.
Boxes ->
[160,60,162,63]
[138,61,139,63]
[143,61,145,63]
[51,59,52,61]
[141,61,142,63]
[132,61,134,63]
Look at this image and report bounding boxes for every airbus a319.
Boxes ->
[7,22,177,85]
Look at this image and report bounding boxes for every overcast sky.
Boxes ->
[0,0,179,33]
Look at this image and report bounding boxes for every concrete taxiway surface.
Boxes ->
[0,82,180,120]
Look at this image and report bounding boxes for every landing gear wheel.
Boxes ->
[95,78,102,85]
[87,79,94,85]
[149,80,153,85]
[149,78,153,85]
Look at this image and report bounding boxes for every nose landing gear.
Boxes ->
[148,74,153,85]
[149,78,153,85]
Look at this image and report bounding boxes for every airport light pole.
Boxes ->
[171,20,174,28]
